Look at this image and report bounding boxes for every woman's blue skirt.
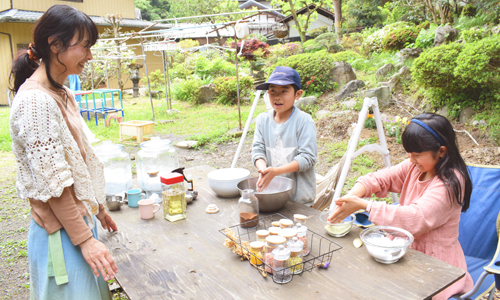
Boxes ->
[28,216,112,300]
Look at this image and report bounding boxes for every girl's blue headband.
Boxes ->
[410,119,444,145]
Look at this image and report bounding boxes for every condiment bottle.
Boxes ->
[268,227,280,236]
[272,245,292,284]
[294,214,307,225]
[161,173,186,222]
[256,230,270,242]
[278,228,298,242]
[279,218,293,229]
[249,241,264,265]
[264,235,286,274]
[185,174,194,191]
[294,223,310,256]
[287,237,304,274]
[239,189,259,228]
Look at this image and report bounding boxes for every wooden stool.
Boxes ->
[119,120,155,143]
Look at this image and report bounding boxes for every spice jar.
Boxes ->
[278,228,298,242]
[239,189,259,228]
[295,223,310,256]
[264,235,286,274]
[256,230,269,242]
[287,237,304,274]
[161,173,186,222]
[93,141,132,195]
[279,219,293,229]
[294,214,308,225]
[268,227,280,236]
[272,245,292,284]
[249,241,264,265]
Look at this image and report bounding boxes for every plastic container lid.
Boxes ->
[268,227,281,235]
[271,221,280,227]
[286,237,304,252]
[265,235,286,246]
[272,245,290,261]
[139,136,172,151]
[93,140,124,153]
[280,219,294,227]
[294,223,307,233]
[256,230,270,238]
[294,214,307,221]
[160,173,184,185]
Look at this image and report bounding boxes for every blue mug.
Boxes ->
[126,189,146,208]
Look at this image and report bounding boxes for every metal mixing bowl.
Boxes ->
[237,177,295,213]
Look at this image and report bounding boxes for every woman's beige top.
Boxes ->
[10,79,105,245]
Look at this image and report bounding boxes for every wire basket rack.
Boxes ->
[219,213,342,284]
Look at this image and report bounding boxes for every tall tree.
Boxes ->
[333,0,341,43]
[134,0,170,21]
[271,0,326,46]
[167,0,240,45]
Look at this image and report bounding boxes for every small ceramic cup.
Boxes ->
[138,199,160,220]
[126,189,146,208]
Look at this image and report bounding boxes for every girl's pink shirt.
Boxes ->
[358,159,473,299]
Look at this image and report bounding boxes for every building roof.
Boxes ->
[0,9,171,28]
[238,1,285,18]
[280,4,335,23]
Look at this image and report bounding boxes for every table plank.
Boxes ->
[99,165,465,300]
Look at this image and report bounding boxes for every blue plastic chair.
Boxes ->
[451,164,500,300]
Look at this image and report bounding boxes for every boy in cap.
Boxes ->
[252,66,317,205]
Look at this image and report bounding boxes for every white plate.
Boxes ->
[175,140,198,149]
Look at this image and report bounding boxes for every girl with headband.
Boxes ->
[9,5,117,299]
[328,112,473,299]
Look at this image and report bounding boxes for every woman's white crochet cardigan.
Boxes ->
[10,89,105,226]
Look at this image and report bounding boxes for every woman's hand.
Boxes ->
[79,237,118,281]
[96,209,118,232]
[256,167,277,192]
[327,195,368,223]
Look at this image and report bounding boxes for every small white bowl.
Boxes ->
[360,225,414,264]
[208,168,250,198]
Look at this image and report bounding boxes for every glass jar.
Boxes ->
[294,214,307,225]
[268,227,280,236]
[295,223,310,256]
[161,173,186,222]
[249,241,264,265]
[278,228,298,242]
[256,230,269,242]
[93,140,132,195]
[287,237,304,274]
[136,137,179,199]
[239,189,259,228]
[264,236,286,274]
[272,245,292,284]
[279,219,293,229]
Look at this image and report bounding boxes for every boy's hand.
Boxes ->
[256,167,277,192]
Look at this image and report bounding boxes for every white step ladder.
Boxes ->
[329,97,398,211]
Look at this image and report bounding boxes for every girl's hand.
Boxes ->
[96,209,118,232]
[327,195,368,223]
[256,167,277,192]
[79,237,118,281]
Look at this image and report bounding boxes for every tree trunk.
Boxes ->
[424,0,438,24]
[333,0,342,44]
[287,0,305,46]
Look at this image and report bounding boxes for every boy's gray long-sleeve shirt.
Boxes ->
[252,108,317,205]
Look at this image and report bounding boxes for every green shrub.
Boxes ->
[270,42,303,57]
[415,21,431,33]
[171,78,205,104]
[194,56,235,79]
[179,39,200,49]
[415,23,439,48]
[248,33,267,42]
[459,27,490,43]
[382,27,419,51]
[213,76,254,105]
[362,22,415,53]
[302,40,323,53]
[268,50,337,94]
[308,26,329,38]
[315,33,343,53]
[461,4,477,17]
[331,50,362,63]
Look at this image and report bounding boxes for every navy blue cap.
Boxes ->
[255,66,301,90]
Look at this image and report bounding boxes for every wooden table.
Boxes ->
[99,166,465,300]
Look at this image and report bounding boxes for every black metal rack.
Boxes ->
[219,213,342,283]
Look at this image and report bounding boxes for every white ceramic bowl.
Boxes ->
[208,168,250,198]
[360,225,414,264]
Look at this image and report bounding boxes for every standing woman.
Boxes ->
[9,5,118,299]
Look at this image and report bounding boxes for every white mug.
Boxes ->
[138,199,160,220]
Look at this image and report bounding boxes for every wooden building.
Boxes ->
[0,0,167,105]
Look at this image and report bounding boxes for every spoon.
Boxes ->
[353,231,363,248]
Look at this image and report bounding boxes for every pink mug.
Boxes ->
[138,199,160,220]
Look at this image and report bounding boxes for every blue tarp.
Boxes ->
[68,75,81,102]
[457,164,500,299]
